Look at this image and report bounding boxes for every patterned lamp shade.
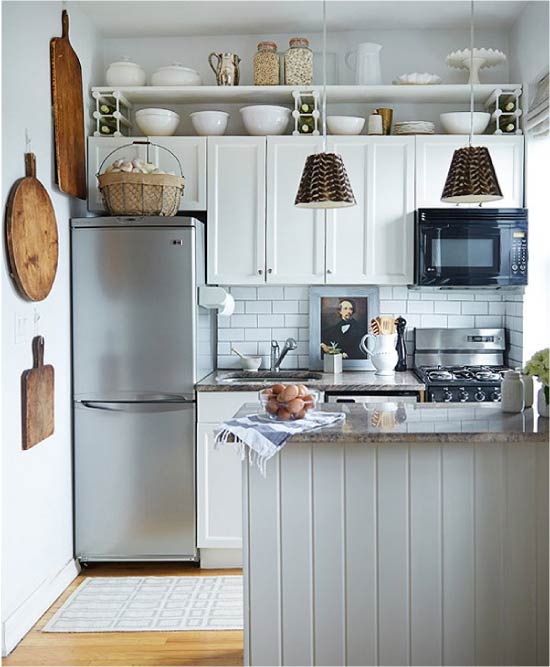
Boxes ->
[441,145,503,203]
[295,152,356,208]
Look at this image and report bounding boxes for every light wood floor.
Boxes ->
[3,562,244,667]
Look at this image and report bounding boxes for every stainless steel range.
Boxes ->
[414,328,508,403]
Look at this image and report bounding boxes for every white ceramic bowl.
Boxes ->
[327,115,366,135]
[151,63,202,86]
[240,356,262,371]
[190,111,229,136]
[135,108,180,136]
[240,105,291,136]
[440,112,491,135]
[106,58,146,86]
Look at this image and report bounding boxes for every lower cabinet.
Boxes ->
[197,392,258,558]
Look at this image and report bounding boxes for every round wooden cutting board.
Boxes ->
[6,153,59,301]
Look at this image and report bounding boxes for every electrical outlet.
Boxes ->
[15,313,29,344]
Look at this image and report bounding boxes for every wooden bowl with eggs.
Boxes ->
[259,384,319,421]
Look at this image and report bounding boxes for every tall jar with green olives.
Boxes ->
[284,37,313,85]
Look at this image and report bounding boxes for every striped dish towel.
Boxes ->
[214,411,345,475]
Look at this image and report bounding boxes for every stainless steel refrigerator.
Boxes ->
[71,217,215,562]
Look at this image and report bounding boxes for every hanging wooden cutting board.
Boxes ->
[6,153,59,301]
[50,10,86,199]
[21,336,55,450]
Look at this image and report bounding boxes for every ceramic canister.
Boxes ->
[501,370,525,413]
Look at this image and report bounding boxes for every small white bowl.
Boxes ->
[190,111,229,136]
[240,105,291,136]
[326,115,366,135]
[151,63,202,86]
[135,108,180,136]
[440,112,491,135]
[240,356,262,371]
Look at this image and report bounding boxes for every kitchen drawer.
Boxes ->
[197,391,259,423]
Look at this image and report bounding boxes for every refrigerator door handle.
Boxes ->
[80,400,194,413]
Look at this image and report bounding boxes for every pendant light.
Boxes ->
[441,0,503,204]
[295,0,356,209]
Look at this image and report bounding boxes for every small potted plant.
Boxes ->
[524,348,549,418]
[321,341,345,374]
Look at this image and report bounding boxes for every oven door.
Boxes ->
[417,221,507,286]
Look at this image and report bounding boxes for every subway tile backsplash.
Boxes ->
[217,286,524,370]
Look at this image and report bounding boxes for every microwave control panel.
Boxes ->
[511,231,527,275]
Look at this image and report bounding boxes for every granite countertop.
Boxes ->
[196,369,425,392]
[234,402,548,444]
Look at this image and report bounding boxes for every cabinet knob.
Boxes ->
[327,269,332,274]
[267,268,273,274]
[257,269,263,275]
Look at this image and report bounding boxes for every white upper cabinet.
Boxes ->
[416,135,524,208]
[207,137,266,285]
[87,137,147,213]
[148,137,206,211]
[326,136,415,285]
[87,136,206,213]
[266,137,325,284]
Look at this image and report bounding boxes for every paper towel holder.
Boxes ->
[198,286,235,317]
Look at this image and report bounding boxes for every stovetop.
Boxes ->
[416,365,508,385]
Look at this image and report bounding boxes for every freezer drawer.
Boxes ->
[75,400,196,561]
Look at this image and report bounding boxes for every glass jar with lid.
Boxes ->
[254,41,280,85]
[284,38,313,85]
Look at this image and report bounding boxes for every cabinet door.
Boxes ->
[87,137,146,213]
[326,137,415,285]
[148,137,206,211]
[197,422,242,548]
[207,137,266,285]
[416,135,524,208]
[266,136,325,284]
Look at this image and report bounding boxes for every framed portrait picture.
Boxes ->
[309,286,380,370]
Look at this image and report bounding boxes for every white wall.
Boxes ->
[509,0,549,86]
[1,1,102,654]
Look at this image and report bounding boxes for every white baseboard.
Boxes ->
[2,558,80,656]
[200,548,242,569]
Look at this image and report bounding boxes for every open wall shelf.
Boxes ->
[91,83,522,106]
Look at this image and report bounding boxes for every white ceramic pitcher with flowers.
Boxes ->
[360,333,398,376]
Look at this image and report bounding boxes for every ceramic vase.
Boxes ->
[360,333,398,376]
[324,353,343,374]
[537,386,549,418]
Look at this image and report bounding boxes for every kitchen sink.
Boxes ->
[217,371,323,384]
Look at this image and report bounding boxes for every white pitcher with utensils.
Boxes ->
[345,42,382,84]
[360,333,398,376]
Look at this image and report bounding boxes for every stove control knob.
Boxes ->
[490,391,502,402]
[443,390,453,402]
[474,390,486,402]
[458,389,469,402]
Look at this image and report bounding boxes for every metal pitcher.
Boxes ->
[208,52,241,86]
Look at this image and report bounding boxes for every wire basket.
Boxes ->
[97,141,185,216]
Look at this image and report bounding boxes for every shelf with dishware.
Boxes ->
[91,83,521,107]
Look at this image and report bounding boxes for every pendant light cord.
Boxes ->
[469,0,474,146]
[322,0,327,151]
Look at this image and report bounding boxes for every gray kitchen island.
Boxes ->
[239,402,549,667]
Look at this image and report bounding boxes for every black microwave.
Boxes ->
[416,208,528,287]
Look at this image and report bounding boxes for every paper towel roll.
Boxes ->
[218,292,235,317]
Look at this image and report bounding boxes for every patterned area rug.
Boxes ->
[43,575,243,632]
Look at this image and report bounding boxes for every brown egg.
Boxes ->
[277,408,291,421]
[266,398,279,414]
[287,398,305,415]
[281,384,299,402]
[298,384,309,397]
[303,394,315,406]
[272,383,285,395]
[296,409,307,419]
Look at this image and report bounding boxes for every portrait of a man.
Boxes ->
[320,296,368,360]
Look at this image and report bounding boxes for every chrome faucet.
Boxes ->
[270,338,297,372]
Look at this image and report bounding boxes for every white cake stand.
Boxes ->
[446,48,507,84]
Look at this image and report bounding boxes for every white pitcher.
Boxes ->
[360,333,398,376]
[345,42,382,85]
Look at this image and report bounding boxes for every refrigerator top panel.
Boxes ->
[71,216,201,229]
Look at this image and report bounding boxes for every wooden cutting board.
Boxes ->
[6,153,59,301]
[21,337,55,450]
[50,10,86,199]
